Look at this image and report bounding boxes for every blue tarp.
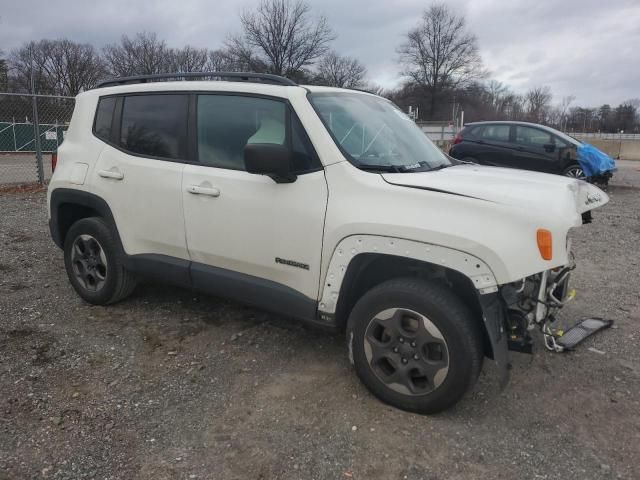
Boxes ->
[576,142,616,177]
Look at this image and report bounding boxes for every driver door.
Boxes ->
[182,94,328,316]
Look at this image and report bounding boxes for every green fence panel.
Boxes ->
[0,122,68,152]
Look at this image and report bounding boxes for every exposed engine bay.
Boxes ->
[501,259,578,353]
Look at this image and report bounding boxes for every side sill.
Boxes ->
[124,254,333,329]
[125,254,192,289]
[190,262,319,324]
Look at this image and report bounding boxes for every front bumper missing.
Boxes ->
[473,260,613,388]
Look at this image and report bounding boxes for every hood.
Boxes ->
[382,164,608,218]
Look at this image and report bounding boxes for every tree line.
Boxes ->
[0,0,637,133]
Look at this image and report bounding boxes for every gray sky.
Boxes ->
[1,0,638,106]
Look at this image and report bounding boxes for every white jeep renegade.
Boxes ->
[48,72,608,413]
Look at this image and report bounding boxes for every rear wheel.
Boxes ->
[64,217,137,305]
[563,164,586,180]
[346,278,483,414]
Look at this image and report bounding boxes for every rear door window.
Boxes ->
[120,94,188,160]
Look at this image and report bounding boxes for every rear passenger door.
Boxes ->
[91,93,189,261]
[182,94,328,315]
[471,124,514,166]
[511,125,561,173]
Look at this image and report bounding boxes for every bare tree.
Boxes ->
[210,45,267,72]
[398,3,484,118]
[0,50,8,91]
[315,51,366,88]
[227,0,335,77]
[525,86,552,123]
[168,45,209,73]
[8,39,104,95]
[103,32,170,77]
[557,94,575,130]
[8,41,56,94]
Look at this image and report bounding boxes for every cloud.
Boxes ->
[0,0,638,106]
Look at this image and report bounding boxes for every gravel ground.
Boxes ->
[1,164,639,480]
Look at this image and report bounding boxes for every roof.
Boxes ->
[466,120,557,131]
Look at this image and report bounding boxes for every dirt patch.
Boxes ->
[0,183,47,194]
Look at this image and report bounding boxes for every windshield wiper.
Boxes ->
[425,163,453,172]
[357,164,403,173]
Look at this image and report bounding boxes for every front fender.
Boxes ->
[318,235,499,315]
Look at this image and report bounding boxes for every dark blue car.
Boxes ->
[449,121,615,185]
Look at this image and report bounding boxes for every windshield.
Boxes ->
[308,92,450,172]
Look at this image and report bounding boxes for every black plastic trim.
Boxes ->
[478,292,511,388]
[190,262,318,322]
[49,188,124,251]
[125,254,192,289]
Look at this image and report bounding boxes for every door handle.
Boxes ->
[187,185,220,197]
[98,169,124,180]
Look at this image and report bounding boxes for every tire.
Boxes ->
[563,164,586,180]
[63,217,137,305]
[346,278,483,414]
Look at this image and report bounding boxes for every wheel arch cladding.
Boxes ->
[322,236,499,357]
[320,235,497,316]
[49,188,122,252]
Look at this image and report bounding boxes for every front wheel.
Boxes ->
[346,278,484,414]
[563,164,586,180]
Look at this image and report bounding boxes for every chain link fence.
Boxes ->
[0,92,75,186]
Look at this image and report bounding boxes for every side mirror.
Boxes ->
[244,143,296,184]
[543,143,556,153]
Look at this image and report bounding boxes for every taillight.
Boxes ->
[452,133,463,145]
[51,152,58,172]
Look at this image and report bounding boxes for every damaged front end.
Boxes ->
[478,255,612,388]
[475,264,576,389]
[501,260,577,353]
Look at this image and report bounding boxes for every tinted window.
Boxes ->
[515,126,552,146]
[94,97,116,141]
[467,126,483,137]
[480,124,510,142]
[197,95,286,170]
[120,95,187,159]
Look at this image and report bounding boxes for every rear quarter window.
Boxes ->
[93,97,116,142]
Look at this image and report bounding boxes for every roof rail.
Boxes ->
[95,71,297,89]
